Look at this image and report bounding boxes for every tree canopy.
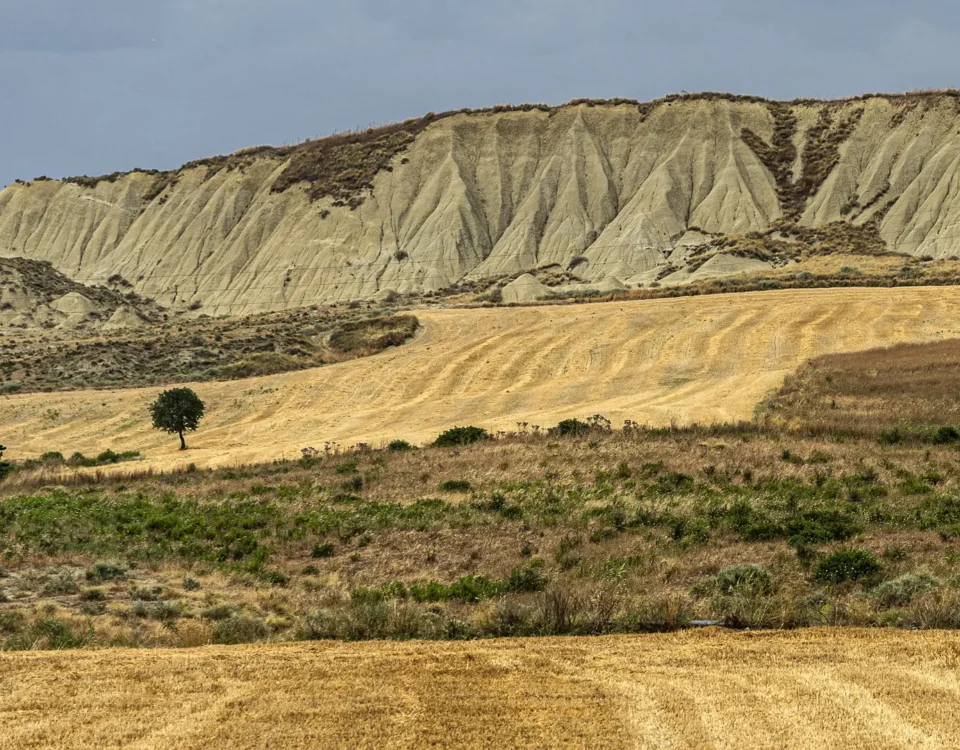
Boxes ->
[149,388,205,450]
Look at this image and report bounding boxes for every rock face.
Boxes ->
[4,93,960,315]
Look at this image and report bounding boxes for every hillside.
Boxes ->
[3,286,960,468]
[5,93,960,315]
[0,310,417,394]
[0,257,163,331]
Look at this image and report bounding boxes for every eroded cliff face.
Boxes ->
[3,94,960,315]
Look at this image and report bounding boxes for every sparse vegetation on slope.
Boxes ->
[0,258,164,330]
[6,385,960,649]
[763,337,960,440]
[0,309,418,393]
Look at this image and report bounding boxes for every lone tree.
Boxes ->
[149,388,205,450]
[0,444,10,481]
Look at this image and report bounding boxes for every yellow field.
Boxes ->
[0,629,957,749]
[6,286,960,469]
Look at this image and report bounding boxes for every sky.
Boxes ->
[3,0,960,187]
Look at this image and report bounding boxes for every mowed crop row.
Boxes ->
[6,287,960,469]
[2,629,960,749]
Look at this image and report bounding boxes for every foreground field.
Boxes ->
[6,286,960,468]
[2,629,959,749]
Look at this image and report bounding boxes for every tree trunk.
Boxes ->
[179,431,187,451]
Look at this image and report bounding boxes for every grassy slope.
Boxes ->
[765,337,960,438]
[4,287,960,469]
[3,410,960,648]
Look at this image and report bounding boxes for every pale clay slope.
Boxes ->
[0,265,149,330]
[3,630,960,750]
[4,97,960,314]
[3,287,960,469]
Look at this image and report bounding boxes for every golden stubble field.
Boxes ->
[6,286,960,469]
[2,629,959,749]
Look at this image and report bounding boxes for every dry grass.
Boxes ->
[765,338,960,437]
[4,425,960,648]
[2,629,960,748]
[5,287,960,470]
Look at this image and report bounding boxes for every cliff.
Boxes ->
[3,93,960,315]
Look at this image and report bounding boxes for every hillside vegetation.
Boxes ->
[0,309,417,393]
[7,93,960,314]
[5,333,960,649]
[0,257,163,330]
[765,338,960,439]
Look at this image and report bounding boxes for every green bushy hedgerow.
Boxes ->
[434,426,490,447]
[814,549,881,585]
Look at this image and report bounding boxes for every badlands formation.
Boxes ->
[3,93,960,315]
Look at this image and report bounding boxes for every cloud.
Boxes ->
[4,1,960,187]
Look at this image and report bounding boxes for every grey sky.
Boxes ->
[2,0,959,187]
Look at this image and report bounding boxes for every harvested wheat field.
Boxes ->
[2,629,960,749]
[5,287,960,468]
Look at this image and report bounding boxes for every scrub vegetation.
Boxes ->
[5,337,960,650]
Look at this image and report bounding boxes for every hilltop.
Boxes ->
[5,92,960,316]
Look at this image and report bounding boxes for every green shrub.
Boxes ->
[261,570,289,587]
[132,600,182,621]
[201,604,236,621]
[411,574,501,603]
[43,571,79,596]
[439,480,472,492]
[433,426,490,447]
[0,610,25,634]
[934,426,960,445]
[341,475,363,492]
[656,472,695,494]
[212,615,267,644]
[814,549,881,585]
[312,542,335,558]
[86,562,127,582]
[550,419,590,437]
[335,460,358,475]
[387,440,414,452]
[3,617,90,651]
[785,509,861,547]
[693,564,773,598]
[505,560,547,593]
[873,573,940,608]
[352,581,408,603]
